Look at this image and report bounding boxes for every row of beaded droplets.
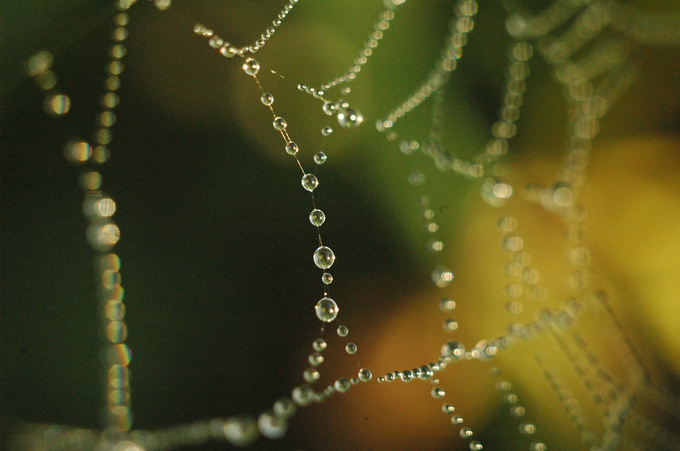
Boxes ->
[370,1,486,449]
[192,14,376,446]
[25,1,139,448]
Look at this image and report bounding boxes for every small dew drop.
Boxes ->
[308,352,324,366]
[285,142,299,155]
[321,126,333,136]
[337,325,348,337]
[431,387,446,399]
[345,343,357,354]
[314,151,327,164]
[309,209,325,226]
[322,101,336,115]
[400,370,413,382]
[439,298,456,311]
[334,378,351,393]
[443,319,458,332]
[302,173,319,192]
[315,297,338,322]
[431,265,454,288]
[273,398,296,419]
[441,341,465,359]
[257,412,287,439]
[313,245,335,269]
[452,416,464,425]
[442,403,455,414]
[322,272,333,285]
[243,57,260,76]
[44,93,71,116]
[337,107,363,128]
[460,427,474,438]
[261,92,274,105]
[313,338,327,351]
[358,368,372,382]
[303,367,320,383]
[273,116,287,131]
[469,441,483,450]
[223,416,259,447]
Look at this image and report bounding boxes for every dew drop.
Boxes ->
[460,427,474,438]
[400,370,413,382]
[257,412,287,439]
[273,398,296,419]
[337,107,363,128]
[442,403,455,414]
[44,93,71,116]
[273,116,287,131]
[243,57,260,76]
[337,325,348,337]
[314,151,327,164]
[315,297,338,322]
[345,343,357,354]
[321,126,333,136]
[439,298,456,311]
[358,368,372,382]
[452,416,464,425]
[313,338,327,351]
[308,352,324,366]
[303,367,320,383]
[431,265,454,288]
[302,173,319,192]
[441,340,465,359]
[431,387,446,399]
[291,385,314,406]
[321,273,333,285]
[322,101,336,115]
[334,378,351,393]
[285,141,299,155]
[309,209,325,226]
[261,92,274,105]
[443,319,458,332]
[313,246,335,269]
[64,140,92,163]
[223,416,259,447]
[384,373,394,382]
[469,441,483,450]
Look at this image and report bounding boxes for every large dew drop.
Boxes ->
[315,297,338,322]
[337,107,363,128]
[313,245,335,269]
[242,57,260,76]
[302,173,319,192]
[309,209,325,226]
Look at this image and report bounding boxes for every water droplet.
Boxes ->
[315,297,338,322]
[273,398,296,419]
[400,370,413,382]
[313,246,335,269]
[441,341,465,359]
[431,265,454,288]
[273,116,287,131]
[322,273,333,285]
[313,338,327,351]
[303,367,320,383]
[44,93,71,117]
[345,343,357,354]
[443,319,458,332]
[257,412,287,439]
[243,57,260,76]
[224,416,259,447]
[321,126,333,136]
[431,387,446,398]
[439,298,456,311]
[419,365,434,379]
[460,427,474,438]
[285,141,299,155]
[469,441,483,450]
[377,377,384,383]
[481,177,513,207]
[292,385,314,406]
[261,92,274,105]
[452,415,464,425]
[302,173,319,192]
[314,151,327,164]
[337,325,348,337]
[322,101,336,115]
[384,373,394,382]
[442,403,455,414]
[520,422,537,435]
[337,107,363,128]
[334,378,351,393]
[358,369,372,382]
[308,352,324,366]
[309,209,325,226]
[64,140,92,163]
